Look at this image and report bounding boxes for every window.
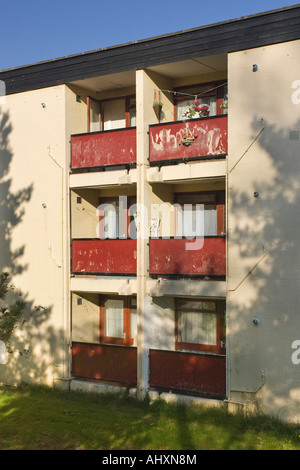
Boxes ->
[89,98,101,132]
[98,196,137,240]
[175,299,225,354]
[87,96,136,132]
[175,191,225,237]
[174,81,227,120]
[100,296,137,346]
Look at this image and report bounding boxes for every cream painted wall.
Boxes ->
[0,85,69,385]
[143,70,174,124]
[72,293,100,344]
[66,85,90,136]
[71,189,101,239]
[145,296,176,351]
[0,84,96,386]
[228,39,300,422]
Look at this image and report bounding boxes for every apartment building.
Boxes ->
[0,6,300,422]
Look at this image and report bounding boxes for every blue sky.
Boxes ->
[0,0,298,70]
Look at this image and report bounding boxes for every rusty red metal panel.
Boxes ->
[149,116,227,163]
[72,342,137,385]
[71,127,136,169]
[149,349,226,396]
[149,237,226,276]
[72,239,137,274]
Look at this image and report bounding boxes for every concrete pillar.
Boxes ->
[135,69,173,398]
[136,69,151,398]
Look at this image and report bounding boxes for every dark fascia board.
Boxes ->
[1,5,300,95]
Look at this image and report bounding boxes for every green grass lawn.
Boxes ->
[0,383,299,450]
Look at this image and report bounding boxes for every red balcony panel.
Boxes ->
[149,115,227,164]
[71,127,136,169]
[72,239,137,275]
[149,349,226,396]
[72,342,137,385]
[149,237,226,277]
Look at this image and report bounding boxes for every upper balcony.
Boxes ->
[149,115,227,166]
[71,127,136,171]
[148,188,226,279]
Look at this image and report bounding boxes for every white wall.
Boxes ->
[0,85,69,385]
[228,39,300,421]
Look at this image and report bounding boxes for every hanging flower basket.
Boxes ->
[181,131,198,147]
[153,101,163,121]
[182,103,210,120]
[153,90,163,121]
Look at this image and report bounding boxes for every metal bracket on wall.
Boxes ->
[229,253,267,292]
[229,120,265,173]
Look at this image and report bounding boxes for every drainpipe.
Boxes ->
[47,145,70,383]
[225,370,265,416]
[225,139,230,402]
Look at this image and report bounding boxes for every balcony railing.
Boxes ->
[149,237,226,277]
[72,342,137,385]
[149,349,226,396]
[71,127,136,170]
[149,115,227,165]
[72,239,137,275]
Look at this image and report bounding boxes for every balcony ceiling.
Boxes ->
[70,53,227,93]
[148,53,227,79]
[70,70,136,93]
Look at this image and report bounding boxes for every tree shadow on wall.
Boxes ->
[227,117,300,422]
[0,110,32,275]
[0,108,65,385]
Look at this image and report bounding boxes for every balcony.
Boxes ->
[149,349,226,397]
[72,239,137,275]
[72,342,137,385]
[149,115,227,165]
[71,127,136,170]
[149,237,226,277]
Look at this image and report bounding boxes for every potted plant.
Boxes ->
[220,100,228,113]
[153,91,163,121]
[153,101,163,120]
[182,102,210,120]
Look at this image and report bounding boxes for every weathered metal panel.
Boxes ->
[71,127,136,169]
[149,349,226,396]
[72,342,137,385]
[149,237,226,276]
[149,116,227,163]
[72,239,137,274]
